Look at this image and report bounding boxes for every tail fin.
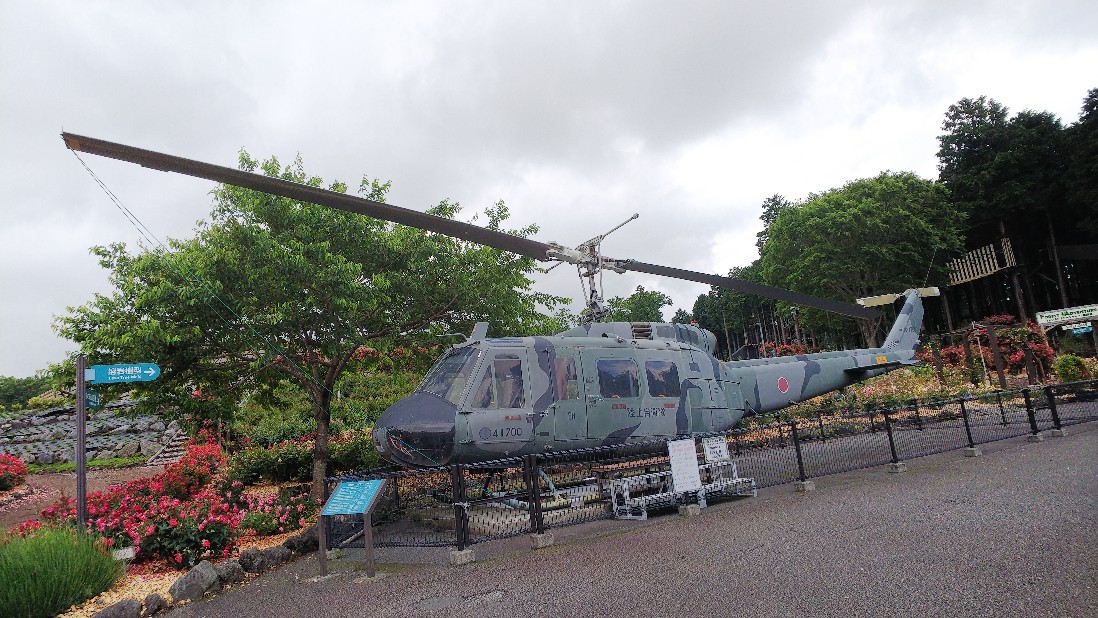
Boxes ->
[859,287,939,361]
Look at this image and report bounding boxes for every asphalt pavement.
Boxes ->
[164,422,1098,618]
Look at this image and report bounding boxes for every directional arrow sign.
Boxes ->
[85,363,161,384]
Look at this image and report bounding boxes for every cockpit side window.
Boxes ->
[597,358,639,398]
[418,347,480,405]
[645,360,681,397]
[471,354,526,409]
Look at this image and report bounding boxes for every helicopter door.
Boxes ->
[463,350,535,450]
[548,351,587,441]
[582,352,643,442]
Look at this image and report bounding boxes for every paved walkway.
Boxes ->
[165,424,1098,618]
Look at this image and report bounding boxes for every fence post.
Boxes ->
[791,422,814,491]
[450,465,469,552]
[884,413,906,473]
[996,392,1007,426]
[523,455,546,535]
[733,432,742,456]
[791,422,806,481]
[911,399,923,431]
[817,412,827,442]
[1022,389,1044,443]
[1044,386,1065,436]
[959,399,981,457]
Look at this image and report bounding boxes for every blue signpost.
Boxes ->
[319,479,388,576]
[85,363,161,384]
[76,360,160,532]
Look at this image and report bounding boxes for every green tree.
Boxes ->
[671,308,693,324]
[56,152,565,498]
[755,194,795,253]
[605,286,672,322]
[1067,88,1098,237]
[759,171,963,345]
[0,375,49,410]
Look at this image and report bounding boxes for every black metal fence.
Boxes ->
[325,379,1098,551]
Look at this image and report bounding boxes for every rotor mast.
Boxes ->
[546,213,639,322]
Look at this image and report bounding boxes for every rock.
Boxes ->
[166,420,180,432]
[214,559,245,584]
[262,545,292,566]
[115,442,141,458]
[10,419,26,430]
[20,453,35,464]
[85,449,100,462]
[51,429,67,439]
[36,451,54,465]
[141,440,161,456]
[238,548,268,573]
[168,560,220,602]
[53,451,70,464]
[141,593,164,617]
[284,525,319,554]
[110,424,133,435]
[92,598,141,618]
[150,421,166,432]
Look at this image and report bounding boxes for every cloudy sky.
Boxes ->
[1,1,1095,377]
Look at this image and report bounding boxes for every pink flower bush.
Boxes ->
[0,453,28,491]
[37,443,241,569]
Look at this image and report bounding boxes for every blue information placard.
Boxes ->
[322,480,386,516]
[85,363,161,384]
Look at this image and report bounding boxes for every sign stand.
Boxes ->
[75,355,87,531]
[318,479,388,577]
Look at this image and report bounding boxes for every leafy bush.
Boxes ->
[0,525,123,618]
[0,453,28,491]
[1053,354,1092,383]
[229,430,379,485]
[229,438,312,485]
[330,430,380,474]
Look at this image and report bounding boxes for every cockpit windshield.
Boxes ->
[417,347,481,405]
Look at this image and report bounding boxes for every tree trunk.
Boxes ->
[311,390,333,501]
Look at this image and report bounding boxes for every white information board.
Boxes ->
[702,436,730,463]
[667,438,702,493]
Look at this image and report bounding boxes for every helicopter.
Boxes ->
[61,133,935,468]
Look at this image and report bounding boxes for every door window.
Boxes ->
[597,359,639,398]
[553,356,580,401]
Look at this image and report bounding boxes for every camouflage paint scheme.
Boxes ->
[373,289,927,467]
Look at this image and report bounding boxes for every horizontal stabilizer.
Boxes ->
[844,361,903,375]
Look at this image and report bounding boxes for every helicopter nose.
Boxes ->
[374,392,456,467]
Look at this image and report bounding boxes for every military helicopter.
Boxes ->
[61,133,936,468]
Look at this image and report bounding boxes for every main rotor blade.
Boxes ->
[61,133,554,261]
[621,261,881,320]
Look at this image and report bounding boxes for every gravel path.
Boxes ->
[165,424,1098,618]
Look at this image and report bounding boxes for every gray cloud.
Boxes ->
[2,1,1096,376]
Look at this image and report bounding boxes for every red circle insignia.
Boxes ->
[777,376,789,393]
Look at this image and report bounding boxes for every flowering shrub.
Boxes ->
[919,319,1056,376]
[238,488,316,536]
[0,453,28,491]
[38,443,240,569]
